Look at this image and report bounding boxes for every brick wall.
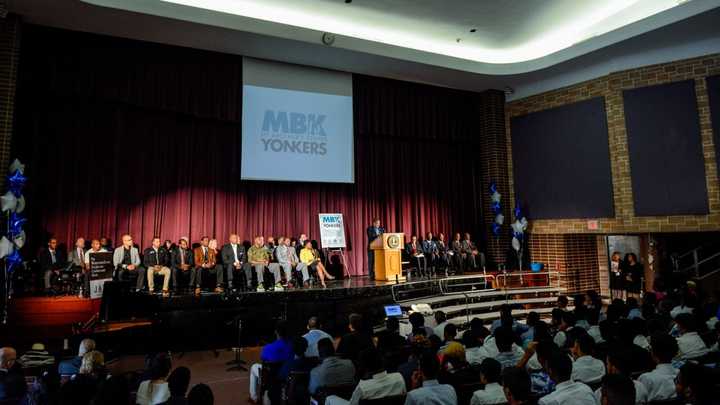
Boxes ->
[506,53,720,294]
[0,15,20,188]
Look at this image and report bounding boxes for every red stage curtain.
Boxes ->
[13,25,486,275]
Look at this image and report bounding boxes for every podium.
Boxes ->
[370,233,405,281]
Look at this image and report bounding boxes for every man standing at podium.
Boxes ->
[366,218,384,279]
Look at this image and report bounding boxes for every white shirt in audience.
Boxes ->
[537,380,595,405]
[587,325,604,344]
[676,331,709,360]
[328,371,406,405]
[465,346,491,366]
[553,328,573,348]
[638,363,679,401]
[594,379,649,405]
[433,321,449,339]
[670,305,694,319]
[526,352,542,371]
[469,382,506,405]
[571,355,605,384]
[633,335,650,351]
[135,380,170,405]
[405,379,457,405]
[482,336,524,359]
[303,328,332,358]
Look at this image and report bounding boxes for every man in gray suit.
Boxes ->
[461,232,484,271]
[68,237,88,296]
[275,236,305,287]
[112,234,146,292]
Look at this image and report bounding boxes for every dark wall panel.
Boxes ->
[623,80,708,216]
[708,75,720,180]
[511,97,614,219]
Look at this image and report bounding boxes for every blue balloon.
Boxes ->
[514,202,522,219]
[489,182,497,194]
[492,201,501,213]
[6,250,22,273]
[8,170,26,197]
[9,212,26,235]
[492,223,501,236]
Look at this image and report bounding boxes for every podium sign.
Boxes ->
[318,213,347,248]
[89,252,114,299]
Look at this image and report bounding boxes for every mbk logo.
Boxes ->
[262,110,327,136]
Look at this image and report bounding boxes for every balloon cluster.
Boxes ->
[510,201,528,252]
[490,182,504,237]
[1,159,27,273]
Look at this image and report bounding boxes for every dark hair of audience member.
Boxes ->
[317,338,335,359]
[616,319,636,345]
[547,351,572,383]
[428,335,442,353]
[419,350,440,380]
[92,375,131,405]
[148,352,172,380]
[434,310,447,325]
[599,319,617,343]
[587,307,600,326]
[349,313,364,332]
[502,367,531,403]
[677,362,714,404]
[646,316,668,336]
[275,320,290,339]
[292,337,309,358]
[649,333,678,363]
[409,312,425,333]
[601,374,635,405]
[358,348,384,378]
[574,331,595,356]
[535,340,558,368]
[551,308,564,326]
[386,316,400,333]
[444,323,457,342]
[630,317,648,337]
[526,311,540,328]
[494,326,514,353]
[560,310,576,328]
[556,296,568,307]
[479,358,501,384]
[641,302,657,320]
[606,348,632,376]
[462,330,479,349]
[167,366,192,398]
[532,321,552,343]
[187,383,214,405]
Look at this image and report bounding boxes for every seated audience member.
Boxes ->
[250,321,294,402]
[376,317,407,354]
[405,235,428,277]
[520,312,540,345]
[555,296,569,311]
[162,366,191,405]
[570,332,605,385]
[440,324,458,350]
[113,234,146,292]
[337,313,374,363]
[39,238,66,293]
[638,333,679,402]
[299,240,334,288]
[586,309,603,344]
[626,297,642,320]
[526,341,557,396]
[614,319,654,374]
[275,236,302,287]
[144,237,172,296]
[398,337,431,389]
[405,351,456,405]
[303,316,332,358]
[61,350,106,405]
[537,351,595,405]
[408,312,434,340]
[328,348,405,405]
[675,362,716,405]
[248,236,283,292]
[433,311,449,338]
[221,234,247,291]
[594,348,647,405]
[187,384,214,405]
[491,304,529,335]
[193,236,224,294]
[280,337,314,380]
[599,374,635,405]
[463,330,489,366]
[438,343,476,391]
[309,338,356,395]
[553,311,576,348]
[674,313,710,360]
[493,327,523,370]
[502,367,531,405]
[137,352,172,405]
[172,238,196,293]
[58,338,96,376]
[0,347,26,402]
[470,358,505,405]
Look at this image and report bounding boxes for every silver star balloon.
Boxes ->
[8,158,25,175]
[491,191,501,204]
[1,191,17,212]
[0,236,14,258]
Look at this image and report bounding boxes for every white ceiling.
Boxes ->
[7,0,720,100]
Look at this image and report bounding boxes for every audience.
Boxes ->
[309,338,356,395]
[187,383,214,405]
[136,352,172,405]
[501,367,531,405]
[674,312,710,360]
[249,320,294,402]
[329,348,405,405]
[569,332,605,385]
[336,313,374,363]
[637,333,680,402]
[58,338,96,376]
[470,358,505,405]
[599,374,635,405]
[405,350,456,405]
[162,366,191,405]
[537,351,595,405]
[303,317,332,358]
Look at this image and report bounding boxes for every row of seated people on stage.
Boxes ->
[403,232,486,277]
[38,233,335,297]
[251,287,720,405]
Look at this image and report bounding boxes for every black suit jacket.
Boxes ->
[171,248,194,269]
[38,248,65,271]
[366,226,384,247]
[143,247,170,267]
[221,243,245,266]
